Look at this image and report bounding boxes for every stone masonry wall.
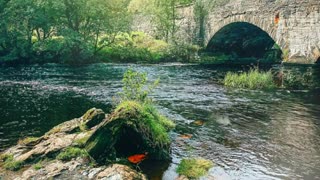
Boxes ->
[133,0,320,63]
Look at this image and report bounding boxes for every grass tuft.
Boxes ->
[176,158,213,179]
[224,68,275,89]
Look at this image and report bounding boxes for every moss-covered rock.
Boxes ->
[57,147,89,161]
[177,158,213,179]
[17,137,41,146]
[85,101,175,163]
[81,108,105,129]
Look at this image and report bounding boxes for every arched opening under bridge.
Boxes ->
[205,22,283,65]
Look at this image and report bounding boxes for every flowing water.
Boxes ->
[0,63,320,179]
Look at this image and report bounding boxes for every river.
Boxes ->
[0,63,319,179]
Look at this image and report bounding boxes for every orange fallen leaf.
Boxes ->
[179,134,193,139]
[128,152,148,164]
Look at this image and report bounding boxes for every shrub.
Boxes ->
[224,68,275,89]
[177,158,213,179]
[118,69,159,103]
[282,68,313,89]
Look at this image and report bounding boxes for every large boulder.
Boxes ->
[85,101,175,163]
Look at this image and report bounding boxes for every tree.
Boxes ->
[0,0,35,62]
[58,0,131,63]
[0,0,132,64]
[0,0,63,62]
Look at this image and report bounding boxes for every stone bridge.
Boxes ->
[132,0,320,63]
[174,0,320,63]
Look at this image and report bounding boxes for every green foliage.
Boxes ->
[165,43,200,62]
[102,46,162,63]
[0,0,131,64]
[224,68,276,89]
[57,147,89,161]
[0,0,202,64]
[282,68,314,89]
[118,69,159,103]
[98,32,171,63]
[177,158,213,179]
[2,154,24,171]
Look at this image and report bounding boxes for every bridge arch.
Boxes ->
[205,20,283,62]
[205,14,288,53]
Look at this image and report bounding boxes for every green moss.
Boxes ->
[177,158,213,179]
[86,100,175,161]
[45,126,62,136]
[57,147,89,161]
[33,161,43,170]
[115,101,175,146]
[143,104,175,130]
[224,68,275,89]
[18,137,40,145]
[115,100,143,113]
[79,123,88,131]
[74,135,91,148]
[0,153,12,161]
[2,155,24,171]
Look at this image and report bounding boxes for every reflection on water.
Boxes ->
[0,64,319,179]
